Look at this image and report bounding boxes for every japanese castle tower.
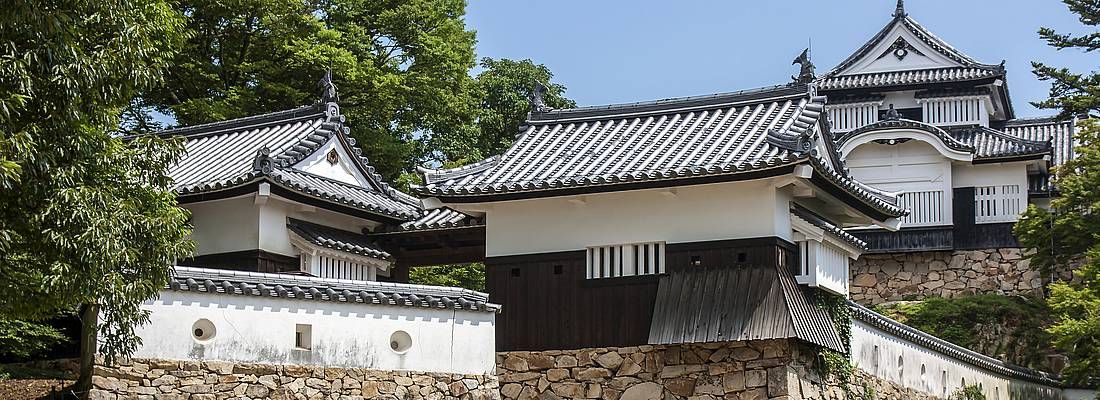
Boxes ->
[88,2,1095,400]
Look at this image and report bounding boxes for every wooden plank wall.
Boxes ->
[485,238,793,351]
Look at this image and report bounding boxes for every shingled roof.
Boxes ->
[818,3,1005,94]
[835,119,1051,163]
[161,102,421,220]
[168,266,499,312]
[416,84,905,221]
[1002,116,1076,166]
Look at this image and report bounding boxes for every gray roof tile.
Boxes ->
[1003,117,1076,166]
[168,266,500,312]
[286,218,391,260]
[163,102,421,219]
[417,85,905,219]
[850,301,1061,386]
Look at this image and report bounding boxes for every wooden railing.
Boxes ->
[827,101,881,133]
[898,190,947,227]
[917,96,988,127]
[975,185,1023,224]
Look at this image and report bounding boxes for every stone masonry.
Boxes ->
[849,248,1053,305]
[89,358,500,400]
[495,340,942,400]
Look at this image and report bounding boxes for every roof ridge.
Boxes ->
[849,300,1062,386]
[1004,115,1072,126]
[528,84,808,122]
[823,11,1000,79]
[157,104,324,138]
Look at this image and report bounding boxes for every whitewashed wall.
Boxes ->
[851,319,1063,400]
[185,195,381,258]
[133,290,496,375]
[468,179,793,257]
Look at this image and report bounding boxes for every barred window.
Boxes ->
[586,242,665,279]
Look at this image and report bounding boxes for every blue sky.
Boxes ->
[466,0,1096,118]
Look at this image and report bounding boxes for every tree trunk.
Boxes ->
[75,304,99,400]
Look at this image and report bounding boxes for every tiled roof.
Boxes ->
[390,207,483,233]
[819,7,1003,92]
[836,119,1051,162]
[948,126,1052,162]
[649,263,844,352]
[286,218,391,260]
[168,266,499,312]
[416,85,905,219]
[791,204,868,250]
[818,67,1001,91]
[1003,117,1076,166]
[850,301,1061,386]
[163,102,421,219]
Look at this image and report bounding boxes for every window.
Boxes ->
[192,319,216,342]
[897,190,946,226]
[295,324,312,350]
[586,242,665,279]
[975,185,1023,223]
[389,330,412,354]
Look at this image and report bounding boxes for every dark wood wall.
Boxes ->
[179,250,300,273]
[486,238,794,351]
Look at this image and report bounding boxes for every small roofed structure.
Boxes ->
[417,83,906,351]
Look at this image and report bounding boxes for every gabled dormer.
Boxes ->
[819,0,1013,132]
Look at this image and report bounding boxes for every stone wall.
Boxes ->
[89,358,500,400]
[495,340,941,400]
[849,248,1050,304]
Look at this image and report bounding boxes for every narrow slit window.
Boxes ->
[586,242,665,279]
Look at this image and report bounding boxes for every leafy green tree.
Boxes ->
[1,0,194,395]
[409,263,485,291]
[0,318,69,361]
[138,0,479,180]
[1016,0,1100,386]
[431,57,575,165]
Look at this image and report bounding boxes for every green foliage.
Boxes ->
[431,58,575,164]
[1032,0,1100,116]
[0,317,68,360]
[1019,0,1100,385]
[138,0,479,180]
[873,295,1054,369]
[809,290,854,393]
[950,384,987,400]
[1,0,195,363]
[409,263,485,291]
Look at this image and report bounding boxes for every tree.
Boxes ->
[409,263,485,291]
[431,57,575,165]
[1,0,194,396]
[137,0,479,180]
[1016,0,1100,386]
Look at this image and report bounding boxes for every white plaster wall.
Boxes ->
[837,24,961,76]
[185,197,259,256]
[952,161,1029,189]
[851,320,1062,400]
[187,195,381,259]
[133,290,496,375]
[476,179,791,257]
[292,136,372,188]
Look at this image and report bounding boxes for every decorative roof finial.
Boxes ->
[529,81,551,113]
[893,0,906,18]
[885,104,901,120]
[318,69,339,103]
[792,48,815,84]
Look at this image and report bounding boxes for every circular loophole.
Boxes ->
[389,330,412,354]
[192,319,216,342]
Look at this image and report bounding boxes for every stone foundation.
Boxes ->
[89,358,500,400]
[849,248,1052,304]
[495,340,937,400]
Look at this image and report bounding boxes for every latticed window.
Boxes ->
[586,242,665,279]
